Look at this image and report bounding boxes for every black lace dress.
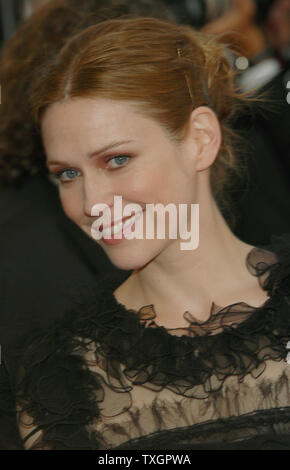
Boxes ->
[12,233,290,450]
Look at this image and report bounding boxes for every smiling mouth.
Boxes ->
[100,211,143,237]
[100,214,133,231]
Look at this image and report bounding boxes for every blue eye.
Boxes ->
[108,155,130,169]
[51,154,130,183]
[55,168,80,183]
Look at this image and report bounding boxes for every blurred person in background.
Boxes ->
[0,0,175,450]
[265,0,290,58]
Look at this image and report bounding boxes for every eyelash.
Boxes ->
[52,154,131,183]
[106,154,131,169]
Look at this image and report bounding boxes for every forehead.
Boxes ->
[41,97,167,157]
[42,97,137,134]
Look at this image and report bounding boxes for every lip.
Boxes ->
[100,210,143,231]
[101,210,143,244]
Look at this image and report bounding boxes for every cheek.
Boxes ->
[59,189,83,223]
[151,160,194,204]
[120,166,159,203]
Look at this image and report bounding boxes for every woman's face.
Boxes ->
[42,97,206,270]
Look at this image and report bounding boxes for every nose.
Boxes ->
[83,170,115,218]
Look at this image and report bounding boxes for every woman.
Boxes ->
[14,17,290,450]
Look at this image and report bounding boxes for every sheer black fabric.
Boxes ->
[0,361,22,449]
[10,233,290,449]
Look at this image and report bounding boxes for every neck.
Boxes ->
[114,178,263,327]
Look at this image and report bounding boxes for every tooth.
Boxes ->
[123,215,136,230]
[102,221,123,236]
[114,222,124,234]
[102,212,142,237]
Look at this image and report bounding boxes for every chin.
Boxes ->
[100,240,166,272]
[104,250,151,272]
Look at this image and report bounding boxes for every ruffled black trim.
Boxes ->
[114,407,290,450]
[13,233,290,449]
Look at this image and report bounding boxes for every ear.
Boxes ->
[185,106,222,172]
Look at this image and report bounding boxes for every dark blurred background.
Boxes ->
[0,1,50,45]
[0,0,288,47]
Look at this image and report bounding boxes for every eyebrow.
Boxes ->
[47,139,135,165]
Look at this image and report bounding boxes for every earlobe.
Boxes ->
[188,106,222,172]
